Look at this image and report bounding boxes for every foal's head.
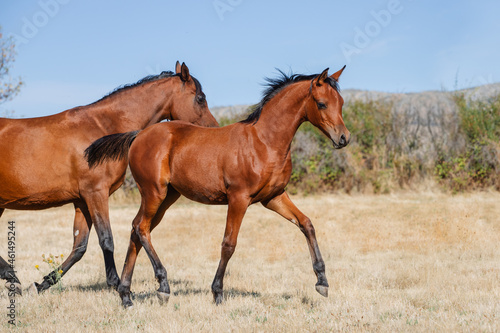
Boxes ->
[168,62,219,127]
[306,66,350,149]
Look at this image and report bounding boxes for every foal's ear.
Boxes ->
[315,68,329,86]
[180,62,191,82]
[175,61,182,74]
[330,65,346,81]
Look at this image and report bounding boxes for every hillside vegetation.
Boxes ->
[213,83,500,194]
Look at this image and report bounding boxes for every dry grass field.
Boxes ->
[0,191,499,332]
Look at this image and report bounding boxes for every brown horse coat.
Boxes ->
[86,66,349,307]
[0,62,218,291]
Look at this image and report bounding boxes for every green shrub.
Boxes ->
[118,93,500,196]
[454,93,500,143]
[288,99,394,193]
[435,94,500,192]
[344,100,392,155]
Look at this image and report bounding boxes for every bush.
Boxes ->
[435,94,500,191]
[288,99,394,194]
[118,93,500,196]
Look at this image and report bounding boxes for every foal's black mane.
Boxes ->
[93,71,203,104]
[241,70,340,124]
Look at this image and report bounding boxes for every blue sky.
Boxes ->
[1,0,499,118]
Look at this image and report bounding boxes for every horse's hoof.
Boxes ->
[107,278,121,290]
[5,281,22,296]
[27,283,38,296]
[315,285,328,297]
[13,283,22,296]
[157,291,170,305]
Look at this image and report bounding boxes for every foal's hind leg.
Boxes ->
[118,186,180,308]
[262,191,329,297]
[35,203,92,292]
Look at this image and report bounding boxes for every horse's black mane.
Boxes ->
[93,71,203,104]
[241,70,340,124]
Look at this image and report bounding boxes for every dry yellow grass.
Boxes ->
[0,192,499,332]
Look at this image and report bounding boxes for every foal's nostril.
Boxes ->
[339,134,346,146]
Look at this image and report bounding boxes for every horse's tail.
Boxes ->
[85,130,140,169]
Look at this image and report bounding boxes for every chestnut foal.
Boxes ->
[86,66,349,307]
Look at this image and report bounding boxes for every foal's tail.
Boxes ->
[85,131,140,169]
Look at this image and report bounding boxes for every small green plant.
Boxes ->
[435,156,469,193]
[35,253,64,292]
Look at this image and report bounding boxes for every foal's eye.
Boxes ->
[317,102,327,109]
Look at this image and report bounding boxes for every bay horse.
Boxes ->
[86,66,349,308]
[0,62,218,293]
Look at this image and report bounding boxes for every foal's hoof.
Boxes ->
[157,291,170,305]
[315,284,328,297]
[213,292,224,305]
[122,298,134,309]
[120,291,134,309]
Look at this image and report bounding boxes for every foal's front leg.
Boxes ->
[211,194,249,304]
[262,191,329,297]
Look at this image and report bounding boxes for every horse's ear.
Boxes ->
[175,61,182,74]
[315,68,329,86]
[330,65,346,81]
[180,62,190,82]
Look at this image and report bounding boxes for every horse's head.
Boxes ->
[166,61,219,127]
[305,66,350,149]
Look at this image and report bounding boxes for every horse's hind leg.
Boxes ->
[118,185,180,308]
[0,209,21,295]
[262,191,329,297]
[0,256,19,283]
[0,256,21,296]
[35,204,92,292]
[82,191,120,289]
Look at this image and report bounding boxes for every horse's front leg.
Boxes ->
[211,194,250,304]
[262,191,329,297]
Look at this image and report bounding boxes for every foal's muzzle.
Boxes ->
[332,133,350,149]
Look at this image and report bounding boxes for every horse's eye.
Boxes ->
[196,94,205,104]
[317,102,327,109]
